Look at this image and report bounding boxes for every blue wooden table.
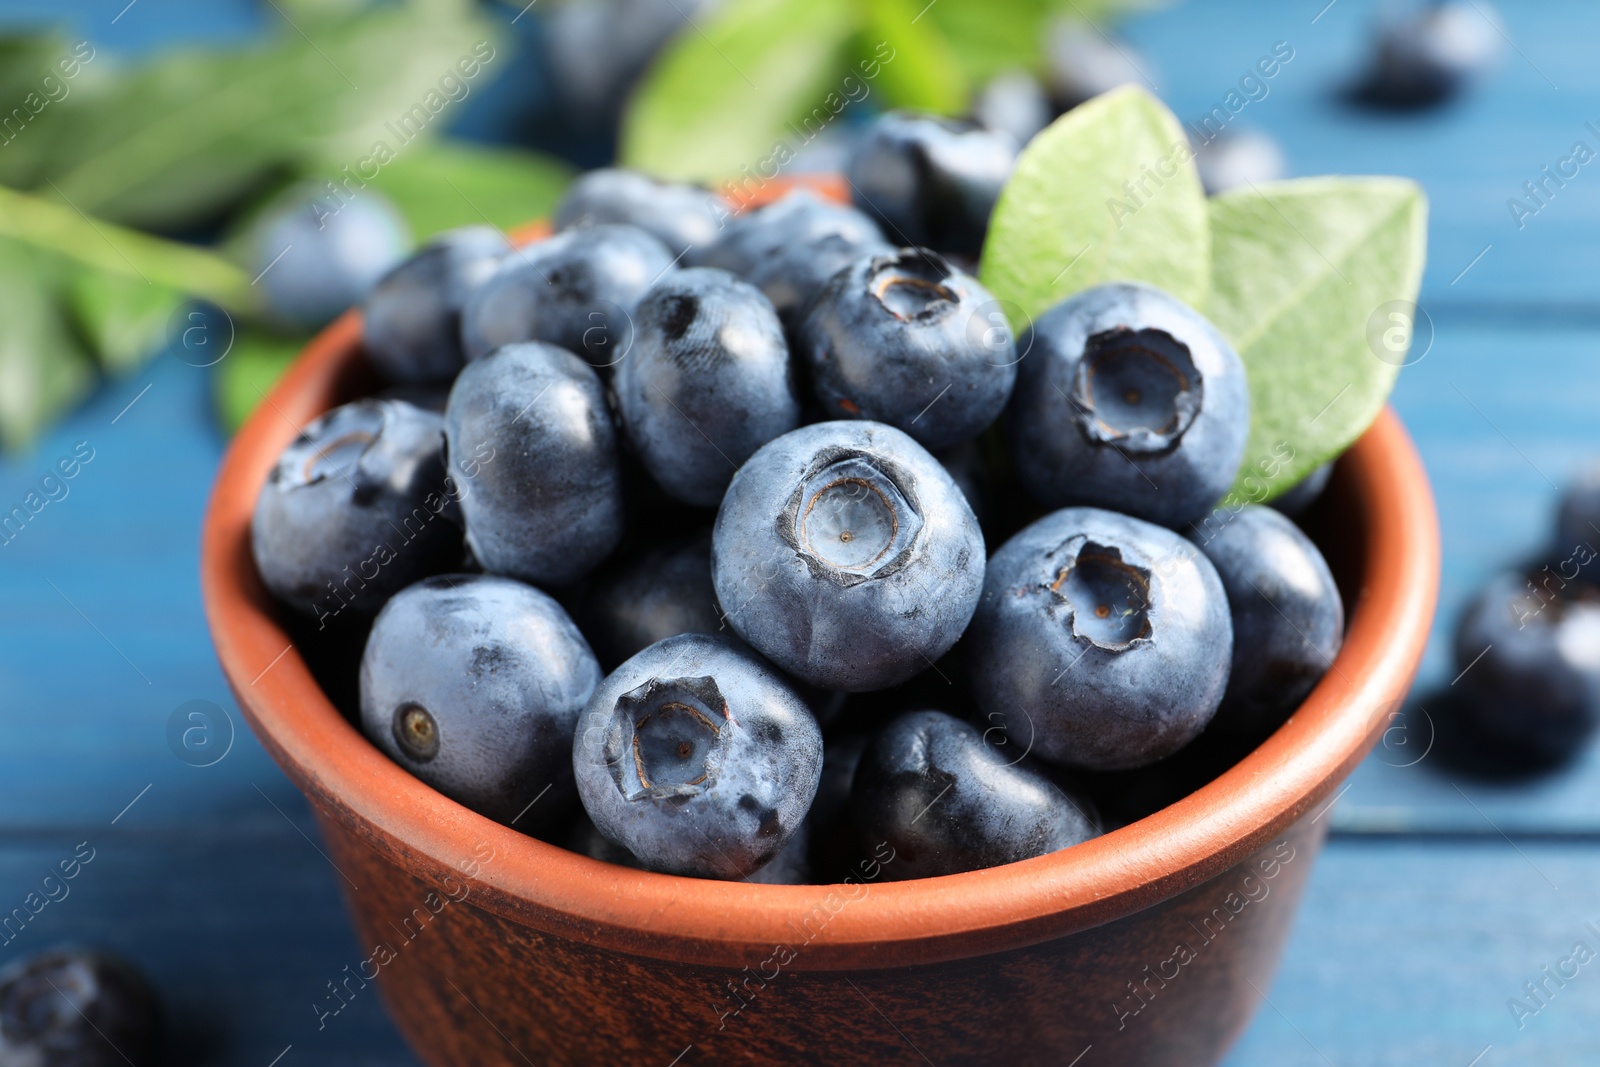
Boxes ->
[4,0,1600,1063]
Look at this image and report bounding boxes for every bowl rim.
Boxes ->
[201,192,1439,972]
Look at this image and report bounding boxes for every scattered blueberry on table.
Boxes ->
[0,948,161,1067]
[1354,0,1504,109]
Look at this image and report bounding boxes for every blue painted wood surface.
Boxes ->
[2,0,1600,1064]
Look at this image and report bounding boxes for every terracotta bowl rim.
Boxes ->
[200,200,1439,972]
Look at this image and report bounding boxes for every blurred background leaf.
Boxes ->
[620,0,860,182]
[29,3,505,230]
[858,0,968,114]
[352,139,574,238]
[215,331,307,435]
[0,240,96,452]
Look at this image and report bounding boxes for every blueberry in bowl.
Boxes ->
[613,267,800,507]
[360,573,599,833]
[554,168,728,260]
[570,529,722,671]
[967,506,1233,769]
[697,188,891,323]
[711,420,985,692]
[572,633,822,879]
[363,225,508,386]
[460,223,676,372]
[845,111,1020,259]
[1005,281,1250,529]
[850,710,1100,880]
[251,397,462,624]
[1190,505,1345,736]
[444,341,624,587]
[798,248,1016,449]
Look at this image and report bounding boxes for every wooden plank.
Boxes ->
[0,831,419,1066]
[1224,837,1600,1066]
[1330,311,1600,833]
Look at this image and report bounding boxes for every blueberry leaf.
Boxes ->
[35,2,503,230]
[67,269,186,376]
[0,239,96,451]
[1206,177,1427,501]
[858,0,968,115]
[978,85,1209,321]
[340,139,572,240]
[620,0,861,183]
[928,0,1165,81]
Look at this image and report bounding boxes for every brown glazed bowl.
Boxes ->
[202,181,1439,1067]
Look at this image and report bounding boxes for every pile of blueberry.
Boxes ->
[251,112,1345,883]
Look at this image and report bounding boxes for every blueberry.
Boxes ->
[973,70,1053,147]
[967,506,1233,769]
[697,189,891,322]
[1006,282,1250,529]
[1359,1,1502,108]
[934,440,993,531]
[614,267,800,506]
[1191,128,1286,196]
[850,710,1099,879]
[572,633,823,879]
[445,343,624,587]
[1453,571,1600,762]
[712,421,986,692]
[1189,505,1343,735]
[745,819,813,884]
[460,224,676,372]
[1556,460,1600,575]
[363,225,507,385]
[798,248,1016,449]
[252,398,462,623]
[568,809,642,868]
[845,113,1018,259]
[1271,462,1333,519]
[573,530,722,670]
[0,948,160,1067]
[376,382,451,414]
[360,574,599,832]
[244,184,411,332]
[543,0,715,126]
[555,169,728,260]
[1044,22,1152,110]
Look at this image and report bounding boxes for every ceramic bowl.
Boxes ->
[202,183,1438,1067]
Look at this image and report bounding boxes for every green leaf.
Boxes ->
[214,331,306,434]
[929,0,1164,82]
[1207,177,1428,500]
[353,139,573,239]
[978,85,1208,322]
[35,3,504,229]
[620,0,861,183]
[0,239,95,451]
[66,269,185,376]
[858,0,968,114]
[0,185,255,312]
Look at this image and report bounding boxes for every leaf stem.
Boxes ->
[0,184,258,313]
